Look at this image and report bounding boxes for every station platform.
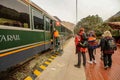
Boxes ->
[85,46,120,80]
[35,38,120,80]
[36,38,86,80]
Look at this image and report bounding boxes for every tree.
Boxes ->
[74,15,103,35]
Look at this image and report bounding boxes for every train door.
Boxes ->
[50,20,55,40]
[50,20,55,49]
[44,16,51,50]
[43,16,46,50]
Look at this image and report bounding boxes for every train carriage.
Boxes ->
[0,0,72,72]
[0,0,55,71]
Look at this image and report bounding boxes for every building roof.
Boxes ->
[107,22,120,29]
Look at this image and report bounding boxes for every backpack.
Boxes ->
[77,33,88,48]
[105,38,117,50]
[88,37,98,49]
[78,41,88,48]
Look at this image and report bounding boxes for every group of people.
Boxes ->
[74,27,117,70]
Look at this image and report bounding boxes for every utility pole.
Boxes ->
[76,0,78,23]
[74,0,78,36]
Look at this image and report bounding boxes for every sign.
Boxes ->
[56,21,60,26]
[0,35,20,42]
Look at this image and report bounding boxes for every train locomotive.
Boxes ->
[0,0,72,72]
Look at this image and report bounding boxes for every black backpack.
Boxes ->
[105,38,117,50]
[77,33,88,48]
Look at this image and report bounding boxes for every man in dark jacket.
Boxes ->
[74,28,87,68]
[99,34,105,60]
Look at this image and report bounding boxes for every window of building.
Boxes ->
[61,27,65,32]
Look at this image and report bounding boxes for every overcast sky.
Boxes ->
[31,0,120,23]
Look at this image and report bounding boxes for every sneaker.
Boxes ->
[93,60,97,64]
[104,66,109,70]
[74,64,80,68]
[87,61,93,64]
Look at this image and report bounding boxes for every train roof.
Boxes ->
[61,21,75,32]
[24,0,74,31]
[53,16,74,32]
[24,0,58,21]
[107,22,120,29]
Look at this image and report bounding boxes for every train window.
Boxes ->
[61,27,65,32]
[50,20,53,32]
[32,9,44,30]
[45,17,50,31]
[0,0,30,28]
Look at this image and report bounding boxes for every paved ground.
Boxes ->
[36,38,86,80]
[85,46,120,80]
[35,38,120,80]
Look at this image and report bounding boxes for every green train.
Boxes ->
[0,0,72,72]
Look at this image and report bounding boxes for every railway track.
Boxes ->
[0,50,53,80]
[0,38,70,80]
